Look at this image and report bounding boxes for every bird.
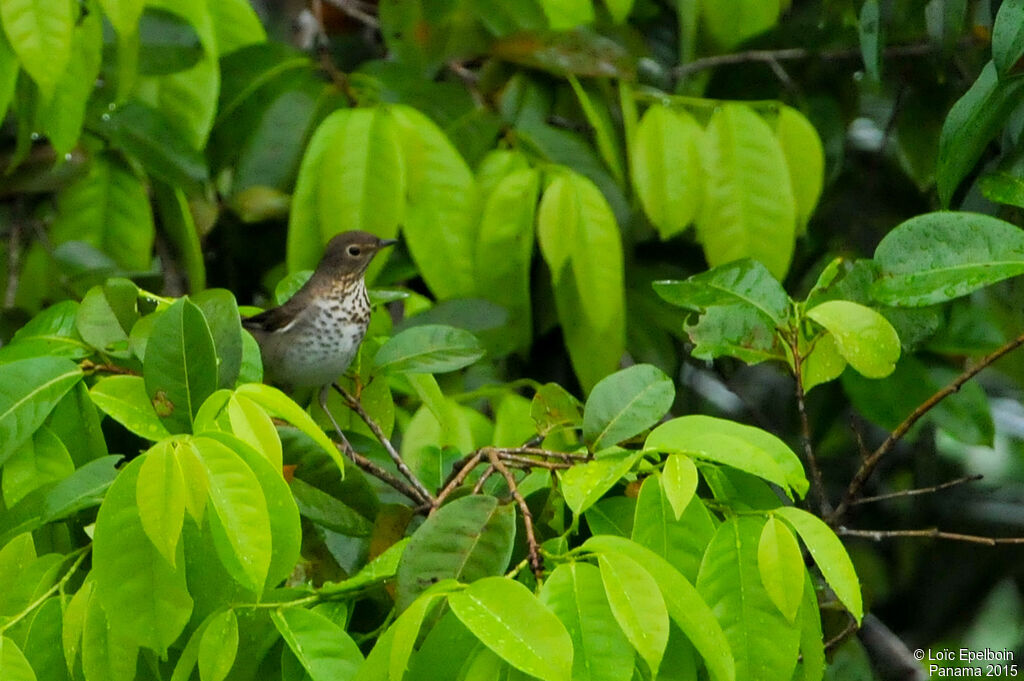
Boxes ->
[242,230,396,394]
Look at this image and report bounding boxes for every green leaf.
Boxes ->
[90,375,172,441]
[290,478,373,537]
[192,289,243,389]
[538,0,594,29]
[662,454,699,520]
[0,301,90,362]
[155,183,206,293]
[474,168,539,354]
[235,383,343,472]
[701,0,779,49]
[802,333,846,393]
[449,577,573,681]
[604,0,634,22]
[209,0,265,54]
[43,456,120,523]
[937,62,1024,206]
[582,536,735,681]
[50,153,155,272]
[631,104,703,238]
[653,259,790,325]
[81,591,138,681]
[858,0,882,82]
[776,106,824,231]
[75,280,138,356]
[388,582,459,681]
[144,297,218,433]
[136,440,187,567]
[558,449,643,515]
[92,457,193,654]
[539,563,634,681]
[374,325,485,374]
[774,507,862,623]
[391,104,479,299]
[38,5,102,156]
[192,435,272,592]
[805,301,900,379]
[598,552,670,675]
[698,104,796,279]
[198,609,238,681]
[272,607,363,681]
[696,517,800,681]
[568,75,625,185]
[530,382,583,437]
[21,597,65,681]
[583,364,674,450]
[2,425,74,507]
[631,474,715,581]
[646,416,808,499]
[395,495,515,611]
[994,0,1024,76]
[0,24,18,123]
[685,304,786,365]
[795,574,825,681]
[0,0,73,96]
[99,0,145,37]
[872,212,1024,306]
[757,517,805,622]
[287,108,404,276]
[0,636,36,681]
[0,357,82,467]
[62,580,91,676]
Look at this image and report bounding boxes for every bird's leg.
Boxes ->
[319,384,353,450]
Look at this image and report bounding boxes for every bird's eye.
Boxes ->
[347,246,362,256]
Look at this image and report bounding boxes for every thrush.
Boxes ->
[243,230,396,391]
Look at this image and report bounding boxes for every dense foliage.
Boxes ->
[3,0,1024,680]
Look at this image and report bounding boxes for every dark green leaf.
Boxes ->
[395,495,515,611]
[654,259,790,325]
[559,449,643,515]
[192,290,243,389]
[99,100,209,189]
[858,0,882,81]
[530,382,583,437]
[583,364,674,450]
[0,301,90,362]
[873,212,1024,306]
[136,7,203,75]
[143,298,218,433]
[686,304,786,365]
[42,455,120,522]
[937,62,1024,206]
[993,0,1024,77]
[374,325,484,374]
[0,357,82,467]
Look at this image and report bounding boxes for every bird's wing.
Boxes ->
[241,298,305,334]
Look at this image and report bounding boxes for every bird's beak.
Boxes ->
[378,238,398,248]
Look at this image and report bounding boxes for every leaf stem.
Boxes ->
[0,545,91,634]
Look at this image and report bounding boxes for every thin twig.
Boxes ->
[673,42,941,79]
[488,449,544,582]
[333,383,435,505]
[824,616,859,653]
[433,452,484,510]
[79,360,139,376]
[851,475,983,506]
[788,334,831,515]
[497,453,572,470]
[831,328,1024,523]
[838,527,1024,545]
[494,447,590,461]
[472,465,496,494]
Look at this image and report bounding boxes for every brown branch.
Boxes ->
[788,334,831,515]
[831,329,1024,523]
[333,439,428,506]
[78,360,139,376]
[333,383,435,505]
[433,452,484,511]
[472,465,496,494]
[493,447,590,462]
[322,0,379,29]
[674,42,942,79]
[824,616,859,653]
[837,527,1024,545]
[851,475,983,506]
[496,453,572,470]
[487,449,544,581]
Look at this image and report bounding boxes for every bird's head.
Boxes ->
[319,230,398,276]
